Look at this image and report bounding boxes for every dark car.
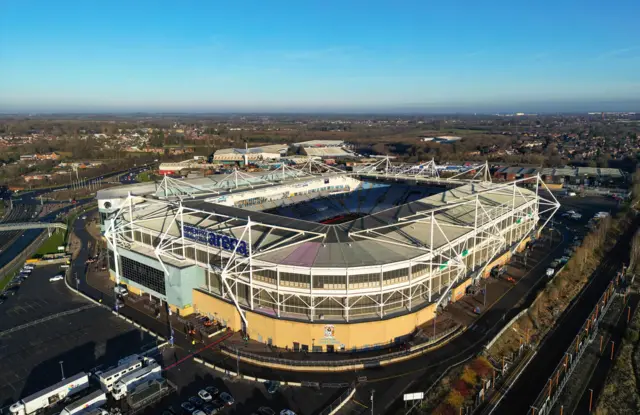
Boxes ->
[189,396,204,407]
[211,399,224,409]
[219,392,234,406]
[202,404,221,415]
[180,402,196,413]
[258,408,276,415]
[266,381,280,394]
[205,386,219,396]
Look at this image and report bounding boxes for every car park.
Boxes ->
[219,392,234,406]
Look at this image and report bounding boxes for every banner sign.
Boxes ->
[183,225,249,256]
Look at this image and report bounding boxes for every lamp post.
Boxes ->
[370,389,375,415]
[59,360,65,380]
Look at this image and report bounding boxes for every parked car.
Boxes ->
[219,392,234,406]
[258,408,276,415]
[202,404,221,415]
[193,411,205,415]
[114,285,128,296]
[546,268,555,277]
[180,402,196,413]
[211,399,224,409]
[266,381,280,394]
[198,389,213,402]
[280,410,297,415]
[205,386,219,396]
[189,396,204,407]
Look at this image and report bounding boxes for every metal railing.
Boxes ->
[0,221,67,231]
[317,382,357,415]
[221,324,462,368]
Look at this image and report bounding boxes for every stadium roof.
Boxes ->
[123,180,537,269]
[214,144,288,156]
[302,147,352,157]
[292,140,344,147]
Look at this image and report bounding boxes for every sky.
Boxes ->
[1,0,640,113]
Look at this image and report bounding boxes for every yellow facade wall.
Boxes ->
[481,237,530,278]
[451,278,472,302]
[192,290,436,350]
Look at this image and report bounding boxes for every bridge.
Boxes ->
[0,222,67,232]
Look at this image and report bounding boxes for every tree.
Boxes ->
[446,390,465,408]
[629,229,640,275]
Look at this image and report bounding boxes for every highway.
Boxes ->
[490,213,640,415]
[0,164,153,271]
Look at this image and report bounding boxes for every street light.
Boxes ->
[370,389,375,415]
[59,360,65,380]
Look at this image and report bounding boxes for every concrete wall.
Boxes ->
[192,290,436,350]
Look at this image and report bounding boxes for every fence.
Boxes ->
[221,324,462,369]
[317,382,357,415]
[528,271,623,415]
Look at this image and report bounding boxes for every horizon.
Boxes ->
[1,0,639,112]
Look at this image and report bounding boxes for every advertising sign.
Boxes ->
[183,225,249,256]
[324,324,335,338]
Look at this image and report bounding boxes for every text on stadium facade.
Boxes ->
[183,225,249,256]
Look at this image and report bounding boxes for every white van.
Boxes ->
[114,286,128,296]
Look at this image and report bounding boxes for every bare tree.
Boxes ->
[629,229,640,275]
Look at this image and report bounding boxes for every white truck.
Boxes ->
[95,355,149,392]
[111,362,162,400]
[59,389,107,415]
[9,372,89,415]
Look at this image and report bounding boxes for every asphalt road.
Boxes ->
[491,210,638,414]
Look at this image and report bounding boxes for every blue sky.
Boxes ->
[1,0,639,112]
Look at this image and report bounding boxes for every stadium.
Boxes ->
[98,160,560,351]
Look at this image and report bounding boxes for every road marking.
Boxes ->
[352,399,369,408]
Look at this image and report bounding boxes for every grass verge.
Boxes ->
[35,231,66,256]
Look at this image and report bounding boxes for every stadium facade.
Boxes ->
[98,161,559,351]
